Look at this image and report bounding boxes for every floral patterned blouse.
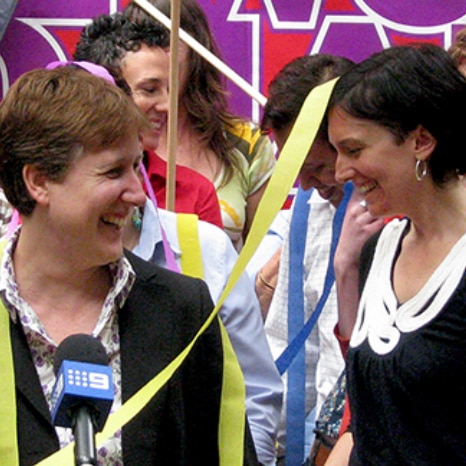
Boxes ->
[0,228,135,465]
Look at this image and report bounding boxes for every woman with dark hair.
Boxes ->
[326,43,466,465]
[256,53,384,466]
[73,13,223,230]
[124,0,277,250]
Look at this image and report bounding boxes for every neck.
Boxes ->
[14,221,112,308]
[408,179,466,242]
[157,105,192,155]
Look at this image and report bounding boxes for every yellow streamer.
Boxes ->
[33,77,337,465]
[177,213,204,279]
[218,321,245,465]
[215,78,338,308]
[177,212,245,466]
[0,297,19,466]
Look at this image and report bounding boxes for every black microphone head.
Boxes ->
[51,334,114,432]
[53,334,109,376]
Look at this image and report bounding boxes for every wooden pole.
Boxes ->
[165,0,181,211]
[133,0,267,106]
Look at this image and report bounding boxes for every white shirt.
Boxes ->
[133,198,284,466]
[264,190,344,457]
[246,209,290,281]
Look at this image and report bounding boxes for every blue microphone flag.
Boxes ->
[51,359,113,431]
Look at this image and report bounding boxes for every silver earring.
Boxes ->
[415,159,427,181]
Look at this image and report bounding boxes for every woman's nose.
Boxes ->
[335,155,353,184]
[155,88,169,112]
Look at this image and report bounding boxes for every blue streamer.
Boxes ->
[281,183,353,466]
[285,185,312,466]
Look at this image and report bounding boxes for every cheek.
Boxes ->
[131,95,151,115]
[319,167,338,186]
[298,168,315,187]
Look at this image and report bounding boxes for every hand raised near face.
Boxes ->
[333,190,385,340]
[335,191,385,271]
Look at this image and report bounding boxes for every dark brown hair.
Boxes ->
[124,0,243,184]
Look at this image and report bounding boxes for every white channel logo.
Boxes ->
[66,369,110,390]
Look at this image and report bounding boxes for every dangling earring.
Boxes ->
[132,206,142,231]
[415,159,427,181]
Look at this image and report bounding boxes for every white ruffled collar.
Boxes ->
[351,218,466,355]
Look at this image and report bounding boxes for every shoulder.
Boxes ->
[175,163,218,196]
[225,120,275,164]
[197,217,230,241]
[123,252,217,356]
[194,217,238,270]
[147,150,216,196]
[125,249,212,303]
[158,208,228,251]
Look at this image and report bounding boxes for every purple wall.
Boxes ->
[1,0,465,121]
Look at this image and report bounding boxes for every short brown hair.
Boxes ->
[0,66,149,215]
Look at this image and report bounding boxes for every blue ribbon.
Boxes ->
[280,182,353,466]
[283,185,312,466]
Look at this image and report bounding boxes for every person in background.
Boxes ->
[124,0,277,250]
[122,194,283,466]
[73,22,284,463]
[0,65,259,465]
[0,188,13,237]
[257,54,384,465]
[327,43,466,465]
[74,13,223,229]
[448,27,466,76]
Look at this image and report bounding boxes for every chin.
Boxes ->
[143,139,158,151]
[142,133,160,151]
[100,243,125,265]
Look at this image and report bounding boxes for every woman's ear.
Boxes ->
[414,125,436,161]
[22,165,49,206]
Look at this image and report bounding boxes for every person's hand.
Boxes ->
[255,246,282,321]
[335,191,383,273]
[334,191,384,339]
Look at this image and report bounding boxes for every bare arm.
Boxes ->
[244,181,269,242]
[324,431,353,466]
[255,246,281,320]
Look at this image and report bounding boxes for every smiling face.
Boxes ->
[121,44,169,151]
[328,105,422,218]
[43,133,146,266]
[273,125,344,206]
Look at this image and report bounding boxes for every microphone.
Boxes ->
[51,334,114,466]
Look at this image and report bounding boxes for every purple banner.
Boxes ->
[1,0,465,121]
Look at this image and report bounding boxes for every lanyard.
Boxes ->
[140,162,180,273]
